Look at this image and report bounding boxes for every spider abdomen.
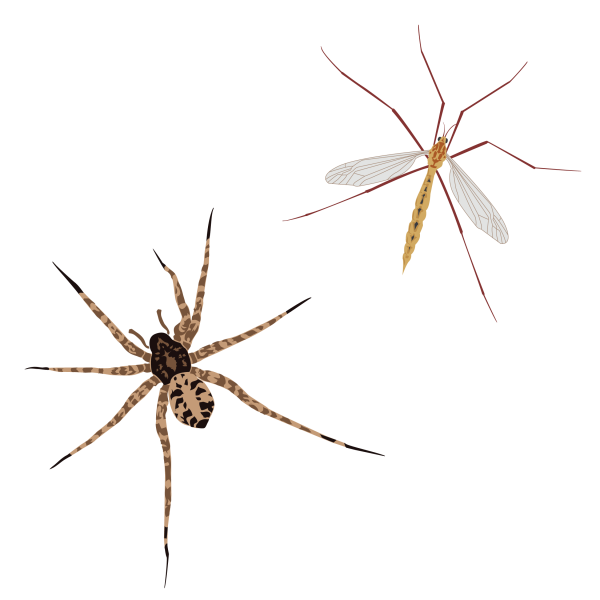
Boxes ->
[169,373,215,429]
[150,332,192,385]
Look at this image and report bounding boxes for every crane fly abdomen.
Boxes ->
[169,373,215,429]
[402,139,447,272]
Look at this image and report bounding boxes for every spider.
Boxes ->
[28,210,382,586]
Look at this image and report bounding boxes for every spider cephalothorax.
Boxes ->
[150,332,192,384]
[28,210,381,586]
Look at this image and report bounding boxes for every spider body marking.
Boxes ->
[150,332,192,383]
[169,373,215,429]
[150,333,215,428]
[28,210,382,586]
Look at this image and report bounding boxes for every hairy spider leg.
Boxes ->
[193,368,383,456]
[52,262,151,362]
[26,364,151,375]
[155,385,172,587]
[32,209,382,587]
[189,208,215,350]
[152,208,214,352]
[49,376,160,469]
[167,211,312,362]
[190,298,310,365]
[152,248,191,350]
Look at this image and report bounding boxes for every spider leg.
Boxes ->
[155,385,171,587]
[52,263,151,361]
[49,375,160,469]
[192,368,383,456]
[153,250,191,344]
[183,209,213,350]
[27,364,150,375]
[189,298,310,363]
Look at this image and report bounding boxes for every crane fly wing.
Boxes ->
[446,156,509,244]
[325,151,428,187]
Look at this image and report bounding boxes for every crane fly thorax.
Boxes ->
[427,139,447,169]
[150,332,192,385]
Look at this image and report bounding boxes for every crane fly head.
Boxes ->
[429,137,448,169]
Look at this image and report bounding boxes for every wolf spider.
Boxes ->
[28,211,382,585]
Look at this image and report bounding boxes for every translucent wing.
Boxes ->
[446,156,509,244]
[325,151,428,187]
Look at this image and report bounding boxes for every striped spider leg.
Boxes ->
[28,210,382,586]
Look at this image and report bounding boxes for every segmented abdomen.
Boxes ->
[402,167,436,272]
[169,373,215,429]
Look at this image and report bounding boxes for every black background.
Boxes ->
[17,17,583,596]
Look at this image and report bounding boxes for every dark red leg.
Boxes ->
[417,25,450,144]
[320,46,422,150]
[294,42,434,222]
[446,61,529,149]
[436,171,498,323]
[281,165,427,223]
[450,140,582,175]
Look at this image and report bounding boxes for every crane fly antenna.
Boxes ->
[445,123,456,139]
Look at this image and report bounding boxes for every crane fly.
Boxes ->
[324,129,495,274]
[284,27,578,320]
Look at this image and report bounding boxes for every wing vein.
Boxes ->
[446,156,509,244]
[326,151,428,187]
